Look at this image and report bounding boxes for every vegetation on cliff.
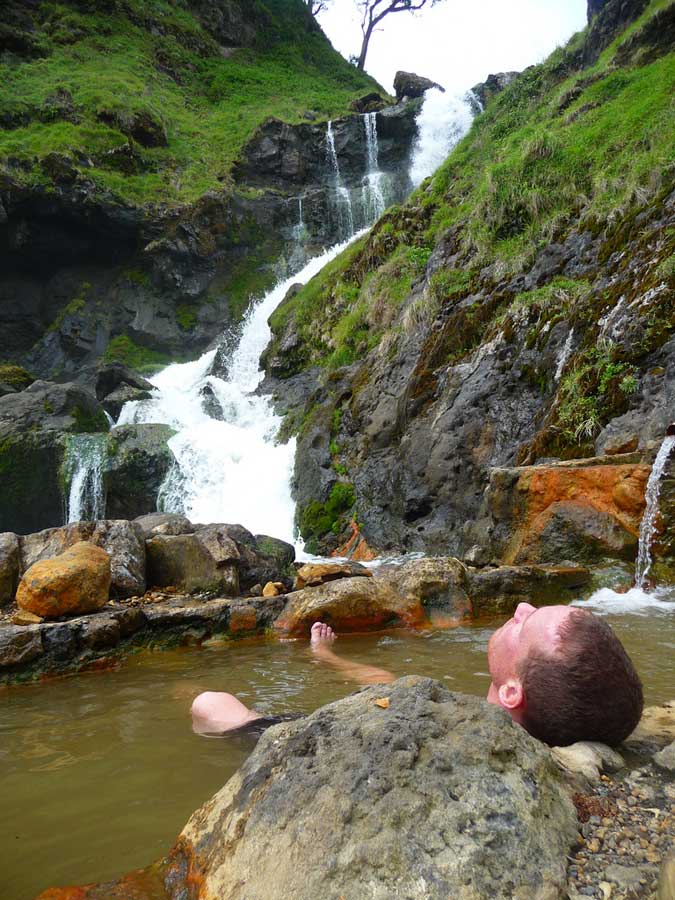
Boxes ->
[0,0,380,205]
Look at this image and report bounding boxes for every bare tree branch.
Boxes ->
[305,0,332,16]
[355,0,443,71]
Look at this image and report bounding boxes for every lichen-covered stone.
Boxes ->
[16,542,111,618]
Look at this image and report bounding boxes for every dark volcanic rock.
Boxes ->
[469,72,520,110]
[171,678,577,900]
[393,70,445,100]
[95,364,154,402]
[104,424,175,520]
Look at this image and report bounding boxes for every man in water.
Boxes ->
[191,603,643,747]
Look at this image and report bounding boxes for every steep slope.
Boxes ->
[264,0,675,560]
[0,0,413,383]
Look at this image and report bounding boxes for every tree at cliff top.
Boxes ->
[356,0,446,70]
[0,0,381,206]
[305,0,333,15]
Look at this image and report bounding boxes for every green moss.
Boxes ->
[656,252,675,283]
[102,334,174,373]
[124,268,151,287]
[72,403,110,434]
[299,481,356,549]
[175,304,198,332]
[47,295,87,332]
[0,364,35,390]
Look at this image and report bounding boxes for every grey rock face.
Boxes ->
[104,424,175,521]
[0,533,20,605]
[177,677,578,900]
[470,71,520,109]
[0,380,108,438]
[145,532,239,596]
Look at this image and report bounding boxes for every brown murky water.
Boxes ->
[1,609,674,900]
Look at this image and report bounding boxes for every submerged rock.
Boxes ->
[16,541,111,618]
[170,678,577,900]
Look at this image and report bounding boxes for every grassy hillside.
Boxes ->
[270,0,675,385]
[0,0,380,205]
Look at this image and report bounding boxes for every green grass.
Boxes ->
[0,0,382,205]
[102,334,175,373]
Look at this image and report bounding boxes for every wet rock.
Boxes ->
[393,70,445,100]
[395,557,471,618]
[142,597,230,631]
[20,520,146,599]
[16,542,111,618]
[0,380,108,436]
[104,425,175,520]
[0,625,43,668]
[100,384,154,420]
[145,533,239,596]
[273,574,424,636]
[654,740,675,772]
[78,614,121,651]
[134,512,195,537]
[174,678,577,900]
[551,742,625,781]
[41,622,77,659]
[95,364,155,418]
[0,532,20,605]
[467,565,591,616]
[294,560,372,589]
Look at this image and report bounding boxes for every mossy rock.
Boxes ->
[0,431,67,533]
[0,365,35,391]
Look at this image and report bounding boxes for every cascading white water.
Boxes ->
[409,90,475,186]
[326,120,355,239]
[65,433,108,523]
[361,112,386,223]
[635,434,675,589]
[555,328,575,381]
[117,234,365,543]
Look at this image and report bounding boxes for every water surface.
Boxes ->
[2,608,674,900]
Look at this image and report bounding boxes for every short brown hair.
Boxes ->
[518,610,643,747]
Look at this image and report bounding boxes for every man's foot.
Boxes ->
[310,621,337,648]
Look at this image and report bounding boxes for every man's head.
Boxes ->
[487,603,643,746]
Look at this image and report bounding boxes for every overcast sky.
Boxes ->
[318,1,588,95]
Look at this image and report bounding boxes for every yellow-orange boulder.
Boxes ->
[16,542,111,619]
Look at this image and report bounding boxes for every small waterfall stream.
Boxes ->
[635,434,675,589]
[326,120,355,240]
[361,112,386,223]
[64,433,108,523]
[409,91,475,186]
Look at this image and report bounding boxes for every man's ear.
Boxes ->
[497,678,524,711]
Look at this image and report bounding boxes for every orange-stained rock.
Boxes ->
[11,609,43,625]
[487,459,651,566]
[16,542,111,619]
[274,576,424,636]
[229,603,258,635]
[331,521,377,562]
[262,581,285,597]
[294,561,372,590]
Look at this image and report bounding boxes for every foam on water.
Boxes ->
[117,233,366,543]
[409,90,474,186]
[572,586,675,616]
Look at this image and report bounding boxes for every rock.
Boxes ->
[145,533,239,596]
[104,425,175,520]
[20,520,146,599]
[100,383,154,420]
[95,363,155,401]
[0,532,20,605]
[467,565,591,616]
[78,614,121,651]
[603,864,645,890]
[525,500,639,563]
[0,625,43,668]
[41,622,77,659]
[654,740,675,771]
[194,524,240,566]
[134,512,195,537]
[348,92,386,113]
[394,557,471,620]
[0,380,108,437]
[97,108,168,147]
[469,71,520,109]
[16,542,111,618]
[262,581,284,598]
[625,701,675,751]
[273,574,424,636]
[393,70,445,100]
[658,855,675,900]
[10,610,43,625]
[551,742,624,781]
[294,560,372,589]
[173,678,577,899]
[0,363,34,391]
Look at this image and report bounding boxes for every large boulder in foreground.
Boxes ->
[16,542,111,618]
[172,678,577,899]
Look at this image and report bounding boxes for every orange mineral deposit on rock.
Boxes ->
[16,541,111,619]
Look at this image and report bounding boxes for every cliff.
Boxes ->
[264,0,675,562]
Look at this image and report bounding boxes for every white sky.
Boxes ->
[318,1,588,95]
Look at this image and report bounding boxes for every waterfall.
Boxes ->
[409,91,475,186]
[64,433,108,523]
[326,121,355,240]
[118,233,365,543]
[361,112,386,223]
[635,434,675,589]
[555,328,574,381]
